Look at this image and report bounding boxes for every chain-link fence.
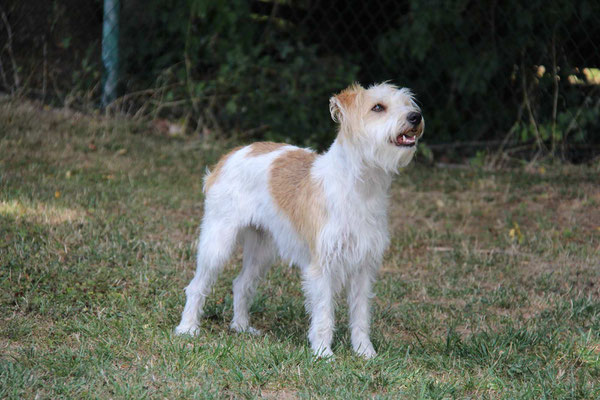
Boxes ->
[1,1,599,162]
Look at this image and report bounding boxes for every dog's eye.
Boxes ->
[371,104,385,112]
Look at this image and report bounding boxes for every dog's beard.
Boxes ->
[362,128,418,173]
[341,121,419,173]
[352,138,415,173]
[375,144,416,172]
[374,121,419,172]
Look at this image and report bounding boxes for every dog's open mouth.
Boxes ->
[392,134,417,147]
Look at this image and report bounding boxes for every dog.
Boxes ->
[175,82,424,358]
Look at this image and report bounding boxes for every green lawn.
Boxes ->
[1,100,599,399]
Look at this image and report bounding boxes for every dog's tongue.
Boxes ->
[397,134,416,145]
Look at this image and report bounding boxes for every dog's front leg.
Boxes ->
[347,267,377,359]
[302,266,335,358]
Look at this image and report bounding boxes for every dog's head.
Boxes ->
[330,82,424,172]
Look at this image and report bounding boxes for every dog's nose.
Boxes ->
[407,112,422,126]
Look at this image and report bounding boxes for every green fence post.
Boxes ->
[101,0,119,108]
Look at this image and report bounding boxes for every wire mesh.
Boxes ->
[280,0,600,160]
[1,0,599,161]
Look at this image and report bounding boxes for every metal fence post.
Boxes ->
[101,0,119,108]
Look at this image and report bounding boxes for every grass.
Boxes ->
[1,100,599,399]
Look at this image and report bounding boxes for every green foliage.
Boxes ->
[117,0,600,156]
[120,0,358,148]
[376,0,600,157]
[3,0,598,158]
[211,42,357,147]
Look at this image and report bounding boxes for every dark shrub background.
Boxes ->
[1,0,599,159]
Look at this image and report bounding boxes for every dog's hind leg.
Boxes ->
[175,218,239,336]
[230,227,276,335]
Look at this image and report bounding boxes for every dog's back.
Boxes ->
[201,143,323,267]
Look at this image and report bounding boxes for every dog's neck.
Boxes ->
[319,138,393,196]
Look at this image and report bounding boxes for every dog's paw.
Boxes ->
[354,342,377,359]
[230,321,262,336]
[313,346,334,359]
[174,323,200,336]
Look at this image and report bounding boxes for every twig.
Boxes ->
[488,104,523,168]
[205,92,223,135]
[561,89,600,159]
[0,7,20,92]
[184,11,203,134]
[434,163,471,170]
[106,85,179,111]
[259,1,280,44]
[149,99,189,108]
[551,29,559,156]
[50,69,61,101]
[0,56,8,90]
[521,56,546,161]
[133,73,173,119]
[506,143,536,154]
[151,76,168,121]
[42,36,47,103]
[426,140,504,150]
[239,124,270,138]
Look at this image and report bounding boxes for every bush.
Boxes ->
[2,0,599,160]
[120,0,357,149]
[376,0,600,159]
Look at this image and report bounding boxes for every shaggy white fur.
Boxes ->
[175,82,424,359]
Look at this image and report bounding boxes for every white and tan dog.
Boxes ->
[175,82,424,358]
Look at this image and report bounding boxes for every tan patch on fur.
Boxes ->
[248,142,286,157]
[269,149,326,252]
[330,84,362,121]
[331,84,365,143]
[336,86,359,110]
[203,146,244,193]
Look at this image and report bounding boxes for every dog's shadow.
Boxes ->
[245,264,309,345]
[201,263,398,354]
[197,263,309,346]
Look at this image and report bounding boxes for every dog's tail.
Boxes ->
[202,168,213,194]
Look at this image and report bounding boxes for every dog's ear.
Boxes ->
[329,83,362,123]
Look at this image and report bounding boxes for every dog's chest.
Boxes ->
[320,188,390,267]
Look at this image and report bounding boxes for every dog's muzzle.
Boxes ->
[390,112,423,147]
[391,124,423,147]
